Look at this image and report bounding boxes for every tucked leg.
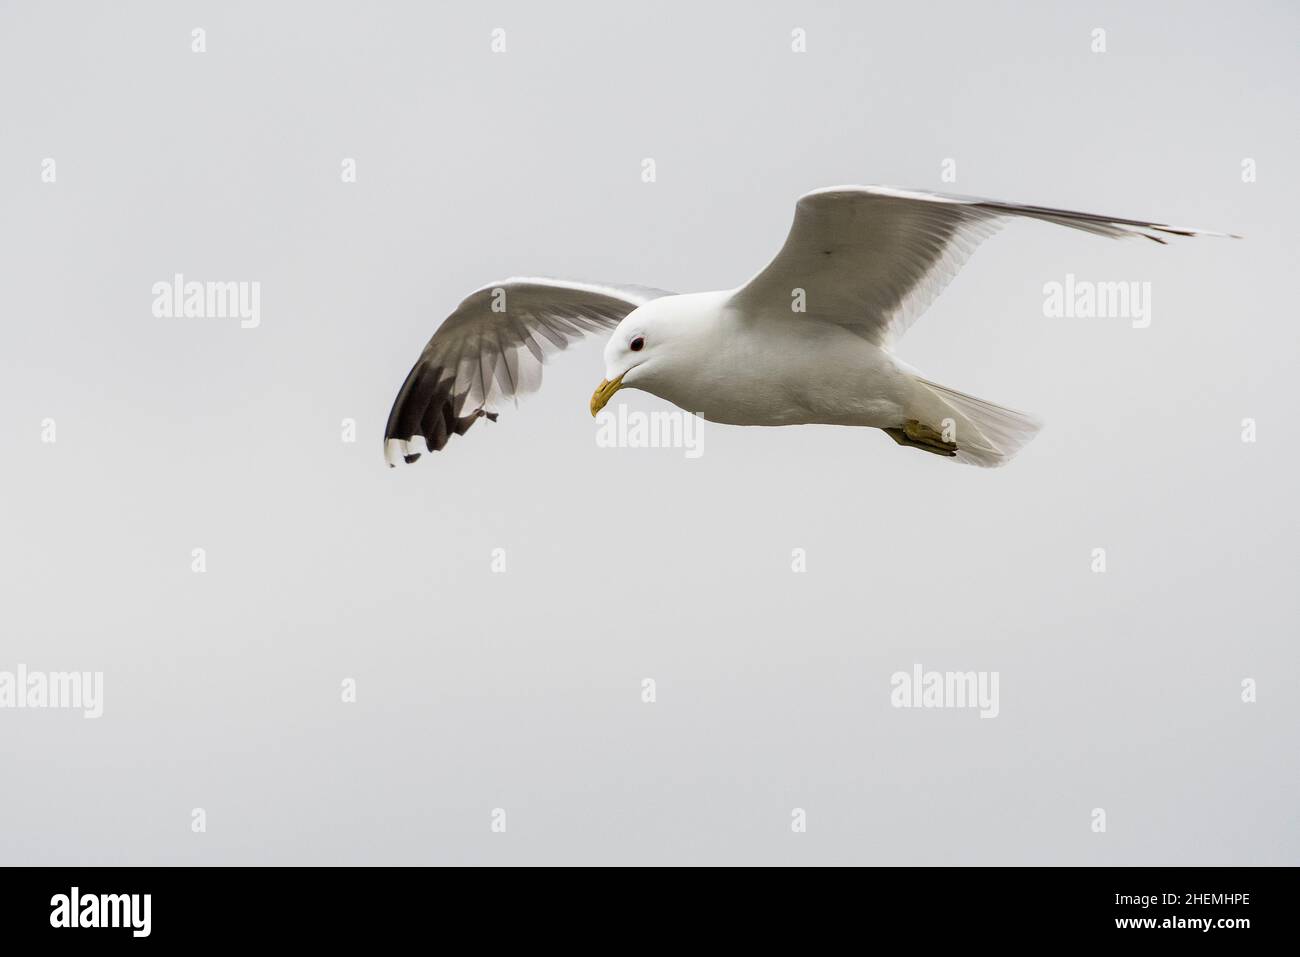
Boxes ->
[883,419,958,457]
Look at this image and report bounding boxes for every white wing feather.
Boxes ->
[730,185,1233,347]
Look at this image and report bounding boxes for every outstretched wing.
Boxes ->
[729,185,1233,348]
[384,277,672,466]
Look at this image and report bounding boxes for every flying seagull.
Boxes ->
[385,185,1228,468]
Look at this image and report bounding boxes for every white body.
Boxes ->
[614,290,923,429]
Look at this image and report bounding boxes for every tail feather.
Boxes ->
[914,377,1043,468]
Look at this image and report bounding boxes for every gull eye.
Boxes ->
[630,336,645,352]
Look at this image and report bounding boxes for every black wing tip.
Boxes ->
[1146,225,1243,242]
[384,407,501,467]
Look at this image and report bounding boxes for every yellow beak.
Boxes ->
[590,374,624,416]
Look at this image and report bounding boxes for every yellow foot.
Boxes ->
[884,419,958,457]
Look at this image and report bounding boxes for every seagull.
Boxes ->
[384,186,1229,468]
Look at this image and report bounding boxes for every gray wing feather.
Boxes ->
[730,185,1232,347]
[385,277,672,466]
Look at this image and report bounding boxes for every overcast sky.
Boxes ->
[1,0,1296,864]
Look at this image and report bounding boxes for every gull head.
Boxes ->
[590,298,679,416]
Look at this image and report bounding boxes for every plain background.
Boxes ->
[1,0,1296,865]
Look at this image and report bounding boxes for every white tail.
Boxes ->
[915,377,1043,467]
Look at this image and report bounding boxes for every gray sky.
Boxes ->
[1,0,1296,865]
